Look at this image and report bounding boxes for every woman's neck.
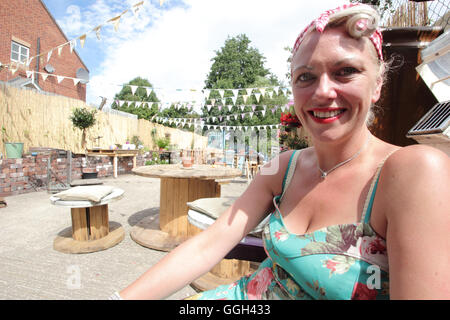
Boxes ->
[312,129,372,173]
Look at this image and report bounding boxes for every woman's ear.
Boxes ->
[371,65,384,103]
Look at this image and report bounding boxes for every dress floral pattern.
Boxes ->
[188,150,390,300]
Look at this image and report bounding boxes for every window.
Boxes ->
[11,41,29,64]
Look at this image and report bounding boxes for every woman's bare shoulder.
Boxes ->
[382,144,450,175]
[257,148,310,196]
[378,144,450,218]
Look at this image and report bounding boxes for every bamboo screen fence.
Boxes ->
[0,84,207,155]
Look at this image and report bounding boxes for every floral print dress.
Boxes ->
[188,150,390,300]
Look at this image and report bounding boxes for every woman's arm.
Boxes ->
[379,145,450,299]
[119,152,293,300]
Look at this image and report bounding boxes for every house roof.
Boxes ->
[38,0,90,73]
[2,76,43,91]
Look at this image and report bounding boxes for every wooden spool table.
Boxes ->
[51,187,125,254]
[186,197,267,291]
[130,164,251,288]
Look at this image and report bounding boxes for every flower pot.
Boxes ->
[5,142,24,159]
[82,172,98,179]
[182,158,193,168]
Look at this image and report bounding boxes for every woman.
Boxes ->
[112,3,450,300]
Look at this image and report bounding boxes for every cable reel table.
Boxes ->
[50,187,125,254]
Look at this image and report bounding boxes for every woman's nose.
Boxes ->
[314,74,337,101]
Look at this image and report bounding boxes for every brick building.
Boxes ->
[0,0,89,101]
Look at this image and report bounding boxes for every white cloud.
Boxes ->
[86,0,349,109]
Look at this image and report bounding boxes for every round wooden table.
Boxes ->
[50,188,125,254]
[131,164,251,290]
[130,164,242,250]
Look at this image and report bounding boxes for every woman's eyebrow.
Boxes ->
[291,64,313,74]
[334,56,363,66]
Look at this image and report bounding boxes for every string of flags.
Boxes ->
[24,70,86,85]
[0,0,166,73]
[150,116,281,132]
[152,103,290,125]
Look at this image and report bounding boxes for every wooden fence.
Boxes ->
[0,84,207,156]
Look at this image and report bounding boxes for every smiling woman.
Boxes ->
[107,3,450,301]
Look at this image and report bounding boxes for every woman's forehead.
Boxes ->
[292,28,373,66]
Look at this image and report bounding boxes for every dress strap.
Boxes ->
[360,149,398,224]
[280,150,302,201]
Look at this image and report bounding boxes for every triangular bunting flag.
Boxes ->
[93,25,102,40]
[57,75,64,83]
[129,85,138,95]
[260,88,266,97]
[70,39,76,53]
[108,15,122,32]
[254,93,261,103]
[41,73,48,81]
[26,57,34,67]
[26,71,33,78]
[79,34,87,48]
[47,49,53,62]
[73,78,80,86]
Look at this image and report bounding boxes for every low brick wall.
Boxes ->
[0,148,157,197]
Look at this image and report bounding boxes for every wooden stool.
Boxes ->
[51,187,125,254]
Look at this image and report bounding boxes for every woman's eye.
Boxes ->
[335,67,359,77]
[296,73,315,82]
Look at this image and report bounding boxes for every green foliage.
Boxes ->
[201,34,289,131]
[70,107,97,131]
[155,137,170,149]
[205,34,274,89]
[1,126,9,143]
[130,135,144,147]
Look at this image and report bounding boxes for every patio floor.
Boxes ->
[0,173,250,300]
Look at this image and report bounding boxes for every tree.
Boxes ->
[205,34,273,89]
[111,77,160,121]
[70,107,97,150]
[202,34,290,157]
[202,34,288,129]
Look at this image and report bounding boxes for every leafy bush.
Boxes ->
[70,108,97,130]
[156,137,170,149]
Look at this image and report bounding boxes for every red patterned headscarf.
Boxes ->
[292,3,383,60]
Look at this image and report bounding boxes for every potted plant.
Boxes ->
[69,107,97,150]
[1,126,24,159]
[279,112,308,151]
[156,136,170,152]
[70,107,97,179]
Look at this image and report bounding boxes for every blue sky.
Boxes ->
[40,0,348,109]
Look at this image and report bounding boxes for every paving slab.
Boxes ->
[0,173,250,300]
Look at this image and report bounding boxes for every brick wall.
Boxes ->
[0,149,156,197]
[0,0,87,101]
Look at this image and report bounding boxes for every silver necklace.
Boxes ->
[318,135,371,179]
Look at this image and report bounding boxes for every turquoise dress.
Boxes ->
[188,150,390,300]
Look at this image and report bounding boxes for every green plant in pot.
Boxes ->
[156,136,170,151]
[70,107,97,150]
